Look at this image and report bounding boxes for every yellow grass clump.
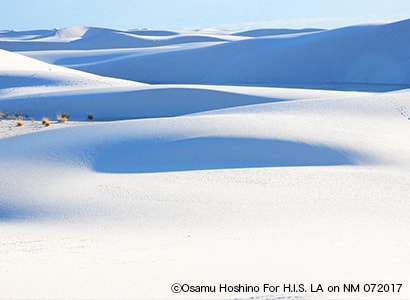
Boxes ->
[57,116,68,123]
[41,118,51,127]
[16,120,24,127]
[57,113,70,123]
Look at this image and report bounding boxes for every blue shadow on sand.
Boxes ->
[0,75,59,89]
[93,137,357,174]
[0,202,39,222]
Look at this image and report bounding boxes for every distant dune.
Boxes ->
[5,20,409,89]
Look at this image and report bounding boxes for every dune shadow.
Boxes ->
[0,87,287,121]
[93,137,356,174]
[0,75,59,89]
[127,30,179,36]
[0,202,40,222]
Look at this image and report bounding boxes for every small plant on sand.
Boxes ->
[16,120,24,127]
[57,113,70,123]
[1,112,10,118]
[57,115,68,123]
[87,113,94,121]
[41,117,51,127]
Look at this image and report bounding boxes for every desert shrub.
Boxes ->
[41,118,51,126]
[16,120,24,127]
[87,114,94,121]
[57,115,68,123]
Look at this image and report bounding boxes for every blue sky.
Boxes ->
[2,0,410,30]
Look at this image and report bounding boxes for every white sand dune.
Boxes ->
[12,20,410,88]
[0,26,241,51]
[0,49,145,92]
[1,48,370,120]
[1,20,410,299]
